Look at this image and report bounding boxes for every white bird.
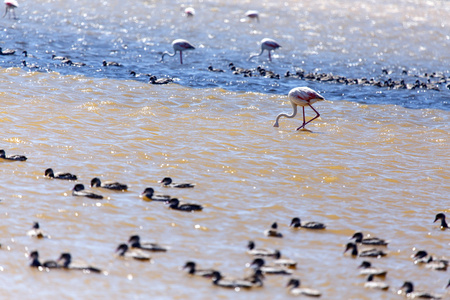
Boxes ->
[184,7,195,17]
[3,0,18,19]
[274,87,325,130]
[245,10,259,22]
[248,38,281,62]
[161,39,195,64]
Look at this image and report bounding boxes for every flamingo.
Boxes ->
[245,10,259,22]
[273,87,325,131]
[3,0,18,19]
[184,7,195,17]
[161,39,195,64]
[248,38,281,62]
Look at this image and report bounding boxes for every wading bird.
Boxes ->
[3,0,18,19]
[273,87,325,131]
[161,39,195,64]
[248,38,281,62]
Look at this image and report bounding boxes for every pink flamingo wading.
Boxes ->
[248,38,281,62]
[273,87,325,130]
[3,0,18,19]
[161,39,195,64]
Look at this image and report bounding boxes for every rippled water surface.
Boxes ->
[1,0,449,299]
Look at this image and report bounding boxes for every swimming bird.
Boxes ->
[398,281,442,299]
[115,244,151,261]
[358,261,387,277]
[57,253,102,273]
[272,251,297,269]
[128,235,168,252]
[102,60,122,67]
[140,187,171,202]
[27,222,47,238]
[211,271,256,289]
[350,232,388,246]
[22,60,39,69]
[161,39,195,64]
[29,251,58,269]
[159,177,195,188]
[248,38,281,62]
[51,54,67,60]
[3,0,17,19]
[72,184,104,199]
[165,198,203,212]
[364,274,389,290]
[286,278,322,297]
[148,76,173,85]
[246,240,277,257]
[183,261,218,278]
[344,243,387,258]
[0,149,27,161]
[264,222,283,238]
[90,177,128,191]
[0,46,15,55]
[208,65,224,72]
[273,87,325,131]
[412,251,448,271]
[245,10,259,23]
[130,71,152,77]
[434,213,448,230]
[44,168,77,180]
[290,217,326,230]
[248,258,293,275]
[22,50,37,58]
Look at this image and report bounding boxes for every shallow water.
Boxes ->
[1,0,449,299]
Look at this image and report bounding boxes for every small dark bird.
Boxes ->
[0,149,27,161]
[433,213,448,230]
[183,261,218,278]
[140,187,171,201]
[57,253,102,273]
[159,177,195,188]
[44,168,77,180]
[350,232,388,246]
[264,222,283,238]
[290,217,326,229]
[0,47,15,55]
[115,244,151,261]
[29,251,58,269]
[90,177,127,191]
[72,184,104,199]
[102,60,122,67]
[165,198,203,212]
[149,76,173,85]
[344,242,387,258]
[128,235,168,252]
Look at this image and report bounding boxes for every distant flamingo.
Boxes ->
[3,0,18,19]
[184,7,195,17]
[248,38,281,62]
[161,39,195,64]
[245,10,259,22]
[273,87,325,130]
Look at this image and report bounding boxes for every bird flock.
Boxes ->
[1,148,448,297]
[1,3,449,298]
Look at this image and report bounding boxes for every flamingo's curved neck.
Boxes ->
[161,51,177,61]
[248,48,265,61]
[273,101,297,127]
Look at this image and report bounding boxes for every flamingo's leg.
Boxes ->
[180,51,183,64]
[296,104,320,130]
[268,50,272,62]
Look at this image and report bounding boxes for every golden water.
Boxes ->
[0,67,448,299]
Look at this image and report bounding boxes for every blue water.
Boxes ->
[1,0,449,110]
